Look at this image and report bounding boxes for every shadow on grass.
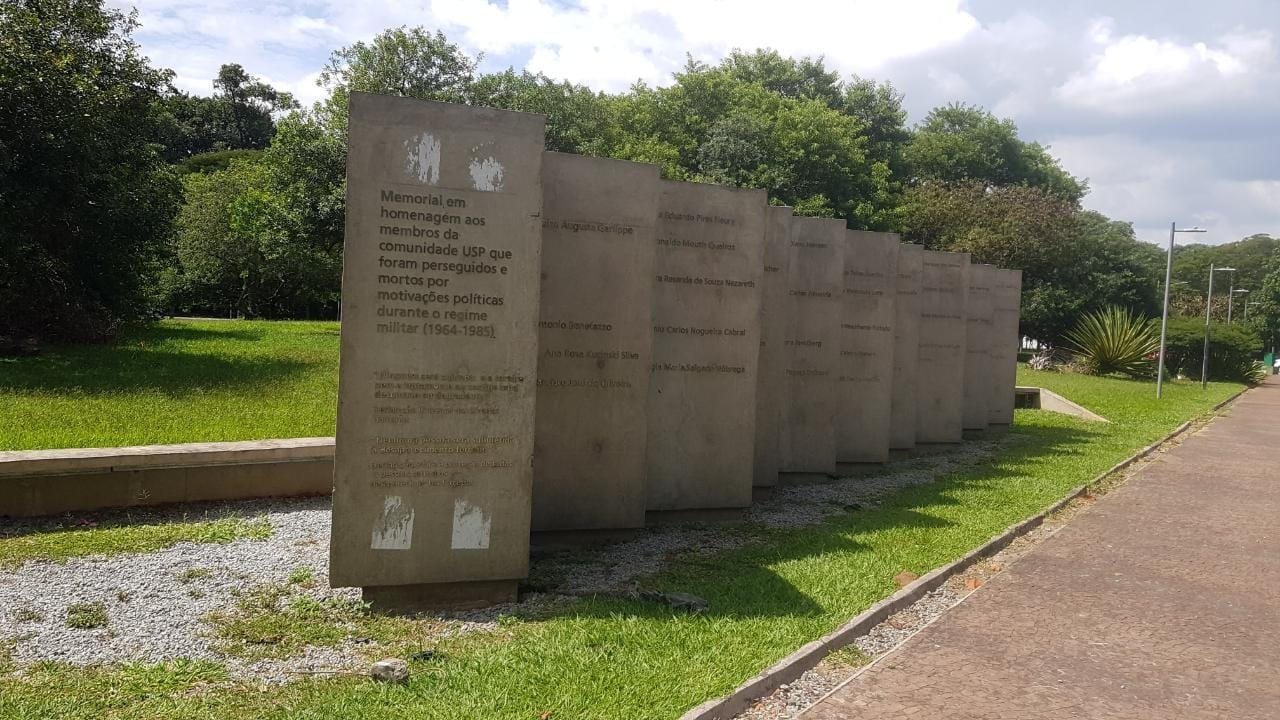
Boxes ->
[129,324,267,343]
[0,345,311,396]
[531,420,1103,624]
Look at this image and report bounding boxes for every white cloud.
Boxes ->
[109,0,1280,245]
[1055,23,1274,111]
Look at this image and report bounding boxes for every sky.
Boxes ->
[113,0,1280,247]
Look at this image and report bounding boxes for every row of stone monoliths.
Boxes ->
[531,151,1022,533]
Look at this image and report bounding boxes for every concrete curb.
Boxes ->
[677,385,1250,720]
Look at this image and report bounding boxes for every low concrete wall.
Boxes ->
[0,438,334,518]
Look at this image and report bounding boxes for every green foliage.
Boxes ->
[166,146,341,319]
[1065,307,1159,378]
[0,0,181,344]
[65,602,109,630]
[905,103,1086,203]
[318,26,477,133]
[467,69,615,155]
[176,149,263,175]
[1161,317,1264,382]
[159,64,298,162]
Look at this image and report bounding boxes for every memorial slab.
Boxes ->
[838,231,899,464]
[532,152,659,532]
[917,250,970,444]
[962,263,995,432]
[753,206,793,488]
[647,181,766,511]
[889,243,924,450]
[779,217,844,475]
[330,94,544,607]
[989,268,1023,425]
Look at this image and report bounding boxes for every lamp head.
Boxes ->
[1215,267,1238,272]
[1176,226,1207,233]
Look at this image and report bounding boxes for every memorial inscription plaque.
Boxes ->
[838,231,899,464]
[647,181,765,511]
[989,268,1023,425]
[889,243,923,450]
[962,264,995,432]
[779,217,844,475]
[917,250,970,444]
[753,206,793,488]
[532,152,659,531]
[330,94,545,609]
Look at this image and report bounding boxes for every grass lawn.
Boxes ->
[0,352,1244,719]
[0,319,339,450]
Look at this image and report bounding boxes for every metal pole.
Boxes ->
[1157,222,1175,398]
[1228,276,1235,323]
[1202,264,1215,389]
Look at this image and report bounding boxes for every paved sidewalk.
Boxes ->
[803,382,1280,719]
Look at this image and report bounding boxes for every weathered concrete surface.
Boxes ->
[989,268,1023,425]
[0,439,333,518]
[916,250,969,443]
[532,152,658,531]
[646,181,765,511]
[838,231,898,463]
[331,94,544,595]
[962,263,995,431]
[779,217,844,474]
[804,383,1280,719]
[753,206,793,487]
[889,244,923,450]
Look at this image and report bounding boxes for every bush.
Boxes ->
[1065,306,1158,378]
[1161,317,1263,382]
[0,0,180,344]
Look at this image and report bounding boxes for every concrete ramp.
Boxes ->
[1014,386,1109,422]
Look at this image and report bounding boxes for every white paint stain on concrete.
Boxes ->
[450,499,491,550]
[371,496,414,550]
[467,144,504,191]
[404,133,441,184]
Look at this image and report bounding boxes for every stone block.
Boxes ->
[838,231,899,463]
[532,152,659,531]
[917,250,970,443]
[330,93,544,597]
[890,244,923,450]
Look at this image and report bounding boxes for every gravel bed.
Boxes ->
[0,434,1018,683]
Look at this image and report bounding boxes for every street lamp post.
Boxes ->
[1202,264,1237,389]
[1157,222,1206,398]
[1230,288,1249,323]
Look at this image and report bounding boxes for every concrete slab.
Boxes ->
[890,244,923,450]
[962,263,995,431]
[753,206,793,488]
[779,217,844,474]
[989,269,1023,425]
[917,250,969,443]
[532,152,659,531]
[330,94,544,603]
[646,181,766,511]
[838,231,899,463]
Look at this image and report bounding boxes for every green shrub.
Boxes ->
[1161,317,1264,382]
[1065,306,1158,378]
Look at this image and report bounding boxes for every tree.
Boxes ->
[167,156,340,318]
[318,26,477,133]
[159,63,296,161]
[0,0,180,345]
[719,49,843,108]
[899,183,1158,343]
[467,69,615,155]
[905,103,1086,203]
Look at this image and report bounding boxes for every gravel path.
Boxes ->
[0,434,1017,683]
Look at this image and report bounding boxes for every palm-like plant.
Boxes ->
[1065,306,1159,378]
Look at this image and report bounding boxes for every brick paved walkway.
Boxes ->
[803,381,1280,719]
